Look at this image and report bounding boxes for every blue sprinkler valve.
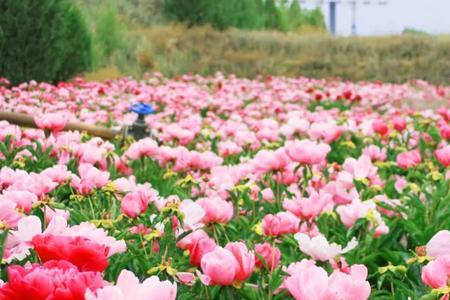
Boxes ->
[128,103,155,140]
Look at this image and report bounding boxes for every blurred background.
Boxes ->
[0,0,449,85]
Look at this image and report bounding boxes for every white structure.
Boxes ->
[299,0,389,35]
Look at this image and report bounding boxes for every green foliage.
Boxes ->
[163,0,209,27]
[162,0,325,32]
[95,5,126,62]
[0,0,92,85]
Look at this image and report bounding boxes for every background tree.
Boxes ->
[0,0,92,85]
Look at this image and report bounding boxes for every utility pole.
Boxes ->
[350,1,357,35]
[329,1,337,35]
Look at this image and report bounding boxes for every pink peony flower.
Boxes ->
[362,145,387,162]
[197,197,233,224]
[120,186,156,218]
[177,230,217,267]
[252,149,290,174]
[225,242,255,282]
[426,230,450,258]
[284,259,330,300]
[0,200,21,229]
[40,164,72,183]
[284,139,331,165]
[85,269,177,300]
[71,163,110,194]
[283,189,332,220]
[342,155,378,180]
[396,150,422,169]
[392,116,407,132]
[421,256,450,289]
[0,190,37,214]
[201,247,239,286]
[262,212,300,236]
[326,265,371,300]
[283,259,371,300]
[372,119,388,136]
[255,242,281,271]
[35,113,68,133]
[435,145,450,167]
[124,138,159,161]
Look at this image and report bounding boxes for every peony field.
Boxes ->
[0,74,449,300]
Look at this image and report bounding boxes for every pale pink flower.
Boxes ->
[309,122,343,143]
[285,139,331,165]
[283,189,332,220]
[426,230,450,258]
[421,256,450,289]
[124,138,159,161]
[35,113,68,133]
[252,149,290,174]
[197,197,233,224]
[294,233,358,261]
[362,145,387,162]
[71,163,110,194]
[1,190,37,213]
[179,199,205,230]
[0,200,21,229]
[85,269,177,300]
[326,265,371,300]
[40,164,72,183]
[394,176,408,193]
[342,155,378,180]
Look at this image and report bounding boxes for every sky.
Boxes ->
[301,0,450,36]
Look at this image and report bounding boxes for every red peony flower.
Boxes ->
[0,260,104,300]
[31,234,109,272]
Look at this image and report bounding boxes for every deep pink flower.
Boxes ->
[372,119,388,136]
[392,116,407,132]
[120,186,156,218]
[255,242,281,271]
[435,145,450,167]
[177,230,217,267]
[0,260,104,300]
[31,234,109,272]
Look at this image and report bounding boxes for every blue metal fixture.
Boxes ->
[129,103,155,140]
